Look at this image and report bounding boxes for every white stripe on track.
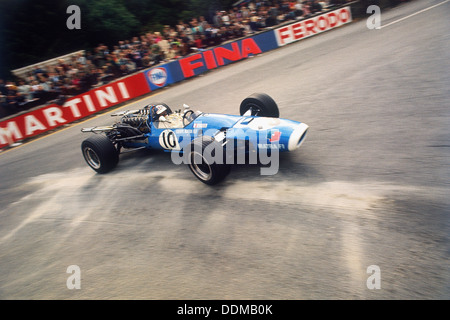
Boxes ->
[380,0,449,29]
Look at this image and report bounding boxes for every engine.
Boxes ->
[120,114,150,133]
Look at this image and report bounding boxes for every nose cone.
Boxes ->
[288,123,309,151]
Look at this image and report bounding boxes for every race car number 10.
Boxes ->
[159,130,180,150]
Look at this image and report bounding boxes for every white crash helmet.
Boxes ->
[155,105,168,115]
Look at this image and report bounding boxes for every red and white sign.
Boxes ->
[178,37,262,78]
[148,67,168,87]
[275,6,352,46]
[0,73,151,148]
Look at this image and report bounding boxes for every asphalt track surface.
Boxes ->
[0,0,448,299]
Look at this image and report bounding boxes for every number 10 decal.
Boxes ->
[159,130,180,150]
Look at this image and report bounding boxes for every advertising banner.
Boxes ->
[173,31,278,79]
[0,73,151,148]
[144,65,175,91]
[274,6,352,46]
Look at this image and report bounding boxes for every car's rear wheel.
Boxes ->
[188,139,231,185]
[81,135,119,173]
[239,93,279,118]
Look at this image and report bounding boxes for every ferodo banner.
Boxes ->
[0,73,151,148]
[275,6,352,46]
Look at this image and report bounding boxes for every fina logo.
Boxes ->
[149,67,168,87]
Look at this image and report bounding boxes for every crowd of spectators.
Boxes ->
[1,0,348,118]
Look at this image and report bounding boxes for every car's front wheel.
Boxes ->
[187,139,231,185]
[81,135,119,173]
[239,93,279,117]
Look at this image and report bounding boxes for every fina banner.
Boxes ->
[275,6,352,46]
[171,31,278,79]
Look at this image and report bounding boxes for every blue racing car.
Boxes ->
[81,93,308,185]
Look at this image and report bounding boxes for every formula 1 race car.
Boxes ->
[81,93,308,185]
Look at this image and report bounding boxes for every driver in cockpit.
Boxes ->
[155,105,170,121]
[154,104,185,128]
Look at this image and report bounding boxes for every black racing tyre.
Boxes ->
[81,135,119,173]
[239,93,279,118]
[188,139,231,185]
